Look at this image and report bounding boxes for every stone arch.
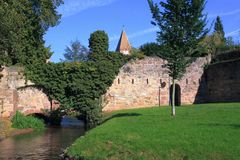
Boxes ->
[16,85,53,114]
[28,112,49,124]
[170,84,181,106]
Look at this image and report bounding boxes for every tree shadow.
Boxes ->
[102,113,142,124]
[198,123,240,129]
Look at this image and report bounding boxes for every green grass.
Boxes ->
[67,103,240,160]
[11,111,45,130]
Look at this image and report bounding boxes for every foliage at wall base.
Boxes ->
[25,52,132,128]
[11,111,45,130]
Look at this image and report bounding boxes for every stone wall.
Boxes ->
[205,59,240,102]
[2,56,238,115]
[103,57,208,111]
[0,66,54,117]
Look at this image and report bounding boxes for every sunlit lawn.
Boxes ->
[67,103,240,160]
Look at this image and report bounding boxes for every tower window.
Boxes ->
[118,78,120,84]
[147,79,149,84]
[132,79,134,84]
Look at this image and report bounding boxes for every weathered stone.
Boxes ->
[0,67,58,118]
[103,57,208,111]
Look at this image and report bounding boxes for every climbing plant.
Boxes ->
[26,52,130,128]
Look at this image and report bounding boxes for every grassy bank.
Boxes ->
[11,111,45,130]
[0,118,15,140]
[0,112,45,140]
[67,103,240,160]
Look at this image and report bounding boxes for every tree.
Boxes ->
[63,40,89,62]
[199,33,224,57]
[88,30,109,61]
[214,16,226,43]
[140,42,163,57]
[148,0,208,116]
[0,0,63,66]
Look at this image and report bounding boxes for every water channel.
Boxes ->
[0,126,85,160]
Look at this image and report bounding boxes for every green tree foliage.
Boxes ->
[0,0,63,66]
[63,40,89,62]
[199,33,224,57]
[130,48,145,59]
[88,30,109,61]
[214,16,226,43]
[26,31,132,128]
[26,53,129,128]
[140,42,164,57]
[148,0,208,116]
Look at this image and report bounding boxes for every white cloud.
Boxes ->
[128,27,158,39]
[208,9,240,18]
[110,27,158,42]
[59,0,118,17]
[226,28,240,37]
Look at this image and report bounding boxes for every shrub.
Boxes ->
[11,111,45,130]
[140,42,161,56]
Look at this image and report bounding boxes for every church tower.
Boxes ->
[116,30,132,55]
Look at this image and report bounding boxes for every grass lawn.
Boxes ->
[67,103,240,160]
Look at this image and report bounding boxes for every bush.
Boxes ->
[11,111,45,130]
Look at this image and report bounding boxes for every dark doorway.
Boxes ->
[170,84,181,106]
[29,113,49,124]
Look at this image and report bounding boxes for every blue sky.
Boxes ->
[44,0,240,62]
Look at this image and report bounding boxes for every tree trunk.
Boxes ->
[171,78,176,116]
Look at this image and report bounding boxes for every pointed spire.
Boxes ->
[116,29,132,55]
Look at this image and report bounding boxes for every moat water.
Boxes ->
[0,127,85,160]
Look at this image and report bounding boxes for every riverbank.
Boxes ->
[66,103,240,160]
[0,118,34,141]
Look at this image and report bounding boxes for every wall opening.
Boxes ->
[118,78,120,84]
[147,79,149,84]
[29,113,49,124]
[170,84,181,106]
[186,79,188,85]
[132,79,134,84]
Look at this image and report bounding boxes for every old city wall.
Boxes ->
[103,57,208,111]
[205,59,240,102]
[1,56,238,115]
[0,66,52,117]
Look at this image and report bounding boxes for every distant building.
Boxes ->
[116,30,132,55]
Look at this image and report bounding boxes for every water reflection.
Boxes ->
[0,127,85,160]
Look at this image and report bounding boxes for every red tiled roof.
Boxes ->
[116,30,131,53]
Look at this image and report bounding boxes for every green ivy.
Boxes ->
[25,52,131,128]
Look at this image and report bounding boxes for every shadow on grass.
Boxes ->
[198,123,240,129]
[103,113,142,124]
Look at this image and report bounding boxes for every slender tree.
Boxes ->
[214,16,226,43]
[63,40,89,62]
[148,0,208,116]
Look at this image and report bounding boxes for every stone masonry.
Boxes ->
[1,55,237,115]
[103,57,208,111]
[0,66,56,117]
[206,59,240,102]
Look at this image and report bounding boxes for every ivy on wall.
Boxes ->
[25,52,132,128]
